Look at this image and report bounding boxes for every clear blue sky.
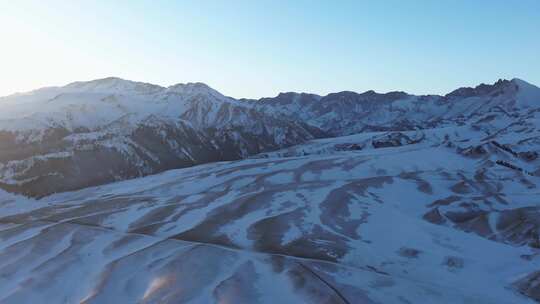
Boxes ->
[1,0,539,98]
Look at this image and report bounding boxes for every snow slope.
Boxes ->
[1,129,539,303]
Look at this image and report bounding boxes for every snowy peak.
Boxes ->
[1,77,539,136]
[511,77,539,89]
[0,78,242,133]
[445,79,512,98]
[167,82,212,91]
[249,77,540,136]
[511,78,540,107]
[322,90,410,103]
[258,92,321,107]
[65,77,164,94]
[166,82,226,101]
[444,78,540,100]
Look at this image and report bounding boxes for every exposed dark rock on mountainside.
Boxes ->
[514,271,540,302]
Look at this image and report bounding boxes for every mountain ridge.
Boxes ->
[3,76,537,102]
[0,77,538,197]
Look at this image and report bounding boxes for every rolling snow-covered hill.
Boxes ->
[1,126,540,303]
[0,77,540,303]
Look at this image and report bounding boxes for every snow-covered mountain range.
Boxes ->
[1,77,540,303]
[1,77,539,197]
[0,78,322,196]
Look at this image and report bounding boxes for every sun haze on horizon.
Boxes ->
[1,0,539,99]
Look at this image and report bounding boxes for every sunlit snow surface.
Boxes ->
[1,127,540,303]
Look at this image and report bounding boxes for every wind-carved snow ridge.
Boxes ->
[0,77,540,303]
